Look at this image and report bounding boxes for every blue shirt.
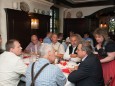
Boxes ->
[83,37,93,42]
[43,37,52,44]
[26,58,66,86]
[83,37,94,49]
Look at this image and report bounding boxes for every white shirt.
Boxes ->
[51,42,65,54]
[82,55,88,62]
[63,44,81,62]
[0,51,27,86]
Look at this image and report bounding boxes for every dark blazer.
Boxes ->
[68,53,104,86]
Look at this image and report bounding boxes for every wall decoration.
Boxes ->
[76,11,83,18]
[12,2,18,9]
[34,8,38,13]
[66,12,71,18]
[41,10,45,15]
[20,2,30,12]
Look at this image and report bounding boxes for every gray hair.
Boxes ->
[79,40,93,55]
[70,34,83,45]
[39,43,54,57]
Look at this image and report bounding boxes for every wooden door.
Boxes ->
[5,8,31,50]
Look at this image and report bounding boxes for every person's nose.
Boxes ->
[20,47,22,50]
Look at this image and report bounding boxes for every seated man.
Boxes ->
[58,33,67,51]
[51,33,65,59]
[0,39,27,86]
[68,41,104,86]
[63,34,82,63]
[43,32,52,44]
[24,35,41,54]
[26,43,66,86]
[83,32,94,49]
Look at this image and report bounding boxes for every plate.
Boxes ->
[20,2,30,12]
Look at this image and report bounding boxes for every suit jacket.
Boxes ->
[68,53,104,86]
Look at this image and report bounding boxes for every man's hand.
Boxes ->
[70,54,77,58]
[69,66,78,73]
[55,53,63,58]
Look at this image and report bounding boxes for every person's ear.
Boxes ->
[10,48,14,52]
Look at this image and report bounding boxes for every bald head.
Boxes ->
[31,35,38,44]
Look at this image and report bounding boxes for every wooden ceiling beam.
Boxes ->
[55,0,115,8]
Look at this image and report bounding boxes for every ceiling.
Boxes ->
[48,0,115,8]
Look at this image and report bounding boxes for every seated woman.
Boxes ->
[93,28,115,86]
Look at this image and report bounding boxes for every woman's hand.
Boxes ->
[100,52,115,63]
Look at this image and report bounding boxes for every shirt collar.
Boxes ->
[70,44,77,48]
[5,51,18,57]
[82,55,88,61]
[38,58,50,64]
[46,37,49,39]
[52,42,59,45]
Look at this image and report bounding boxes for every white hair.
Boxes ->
[39,43,53,57]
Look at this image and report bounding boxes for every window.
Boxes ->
[50,6,59,33]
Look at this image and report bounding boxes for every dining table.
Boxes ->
[21,54,76,86]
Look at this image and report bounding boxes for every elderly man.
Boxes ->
[26,43,66,86]
[25,35,41,54]
[63,34,82,63]
[0,39,27,86]
[51,33,65,58]
[68,41,104,86]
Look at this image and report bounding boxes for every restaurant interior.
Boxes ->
[0,0,115,86]
[0,0,114,49]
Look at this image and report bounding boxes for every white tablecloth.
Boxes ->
[56,63,76,86]
[64,73,75,86]
[21,57,75,86]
